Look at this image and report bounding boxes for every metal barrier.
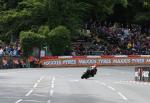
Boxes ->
[0,56,27,69]
[135,67,150,82]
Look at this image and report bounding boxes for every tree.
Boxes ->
[47,26,71,56]
[0,0,129,43]
[134,0,150,24]
[45,0,89,33]
[20,31,45,56]
[0,0,47,42]
[76,0,128,21]
[38,25,50,37]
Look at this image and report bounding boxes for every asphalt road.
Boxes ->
[0,66,150,103]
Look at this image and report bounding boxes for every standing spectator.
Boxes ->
[0,46,3,56]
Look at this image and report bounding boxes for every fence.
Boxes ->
[2,55,150,68]
[0,56,26,69]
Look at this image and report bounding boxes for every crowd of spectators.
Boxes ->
[0,42,22,57]
[72,20,150,55]
[0,42,25,69]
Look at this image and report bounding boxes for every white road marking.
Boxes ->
[51,76,55,88]
[97,81,128,101]
[48,76,55,102]
[40,76,44,81]
[50,90,54,96]
[37,76,44,83]
[41,76,44,80]
[33,83,38,88]
[23,100,41,102]
[52,77,55,82]
[101,82,106,86]
[26,76,44,97]
[15,99,22,103]
[51,81,54,84]
[51,79,55,84]
[51,83,55,88]
[47,100,51,103]
[37,80,41,83]
[25,89,33,96]
[107,86,116,91]
[118,92,128,100]
[32,94,47,97]
[0,72,18,75]
[115,81,150,86]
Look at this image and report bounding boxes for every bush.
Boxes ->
[48,26,71,56]
[20,31,45,56]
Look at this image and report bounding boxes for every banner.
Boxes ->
[40,56,150,67]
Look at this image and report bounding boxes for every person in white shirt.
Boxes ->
[0,46,3,56]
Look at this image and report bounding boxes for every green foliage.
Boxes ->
[0,0,141,41]
[20,25,71,56]
[46,0,88,31]
[143,0,150,8]
[20,31,45,56]
[38,25,51,45]
[48,26,71,56]
[135,12,150,23]
[0,33,11,43]
[38,25,50,36]
[0,9,31,23]
[0,0,47,42]
[126,0,150,23]
[77,0,128,21]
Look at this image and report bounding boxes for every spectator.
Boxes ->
[72,21,150,55]
[0,46,3,56]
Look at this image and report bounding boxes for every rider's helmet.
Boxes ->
[93,64,97,67]
[90,64,96,69]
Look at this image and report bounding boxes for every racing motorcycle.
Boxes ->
[81,67,97,79]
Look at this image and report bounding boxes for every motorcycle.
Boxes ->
[81,67,97,79]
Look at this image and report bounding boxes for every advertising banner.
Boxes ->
[40,56,150,67]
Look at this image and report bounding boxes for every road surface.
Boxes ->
[0,66,150,103]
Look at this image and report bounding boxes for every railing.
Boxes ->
[0,56,26,69]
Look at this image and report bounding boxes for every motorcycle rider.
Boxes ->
[91,64,97,76]
[86,66,92,75]
[81,64,98,79]
[86,64,97,76]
